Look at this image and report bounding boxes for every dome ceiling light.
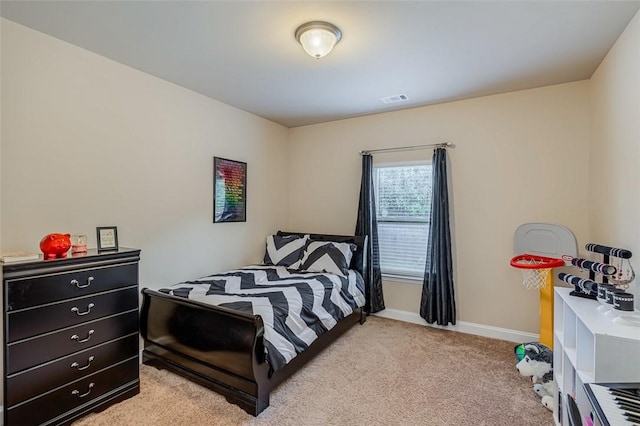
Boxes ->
[295,21,342,59]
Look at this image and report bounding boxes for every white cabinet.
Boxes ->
[553,287,640,425]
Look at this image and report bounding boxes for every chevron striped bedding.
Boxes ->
[159,265,366,371]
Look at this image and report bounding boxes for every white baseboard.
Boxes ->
[372,308,539,343]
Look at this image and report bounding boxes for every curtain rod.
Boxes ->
[360,142,453,155]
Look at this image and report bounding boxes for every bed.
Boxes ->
[139,232,368,415]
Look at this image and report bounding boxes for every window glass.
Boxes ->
[374,164,432,278]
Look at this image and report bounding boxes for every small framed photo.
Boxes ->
[96,226,119,252]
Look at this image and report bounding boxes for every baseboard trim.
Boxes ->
[372,308,539,343]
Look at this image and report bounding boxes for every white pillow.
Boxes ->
[263,234,310,269]
[299,241,355,276]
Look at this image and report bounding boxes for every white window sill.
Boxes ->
[381,273,424,285]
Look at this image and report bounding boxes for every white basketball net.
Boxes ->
[520,268,552,290]
[513,257,555,290]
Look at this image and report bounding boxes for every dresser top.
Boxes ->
[2,248,140,276]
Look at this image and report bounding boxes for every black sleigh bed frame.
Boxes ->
[140,232,367,415]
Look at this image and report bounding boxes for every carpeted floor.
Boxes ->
[74,317,554,425]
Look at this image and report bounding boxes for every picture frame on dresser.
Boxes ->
[96,226,119,252]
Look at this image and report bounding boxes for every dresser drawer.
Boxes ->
[7,310,139,375]
[6,333,139,407]
[7,262,138,311]
[6,357,139,426]
[7,286,138,343]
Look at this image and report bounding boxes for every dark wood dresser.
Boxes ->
[2,248,141,425]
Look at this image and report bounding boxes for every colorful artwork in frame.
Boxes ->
[213,157,247,223]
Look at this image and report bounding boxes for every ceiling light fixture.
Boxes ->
[295,21,342,59]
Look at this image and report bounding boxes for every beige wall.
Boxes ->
[288,81,591,333]
[590,11,640,305]
[0,19,290,288]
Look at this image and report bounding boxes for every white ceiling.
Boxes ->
[2,1,639,128]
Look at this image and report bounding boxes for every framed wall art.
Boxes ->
[213,157,247,223]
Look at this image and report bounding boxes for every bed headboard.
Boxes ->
[277,231,368,278]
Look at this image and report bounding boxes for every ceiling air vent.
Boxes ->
[381,94,408,104]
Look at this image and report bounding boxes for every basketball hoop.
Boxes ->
[510,254,565,290]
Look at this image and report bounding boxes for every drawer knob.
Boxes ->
[71,303,95,316]
[71,329,95,343]
[71,276,94,289]
[71,355,95,371]
[71,382,95,398]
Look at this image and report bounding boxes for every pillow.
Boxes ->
[263,234,310,269]
[299,241,356,277]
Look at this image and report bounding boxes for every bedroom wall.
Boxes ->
[589,10,640,306]
[287,81,591,335]
[1,19,290,288]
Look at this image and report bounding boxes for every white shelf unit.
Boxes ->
[553,287,640,425]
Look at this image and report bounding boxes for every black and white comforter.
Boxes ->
[159,265,366,372]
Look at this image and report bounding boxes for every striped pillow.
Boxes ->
[263,234,310,269]
[299,241,355,277]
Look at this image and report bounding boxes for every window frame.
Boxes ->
[373,159,432,283]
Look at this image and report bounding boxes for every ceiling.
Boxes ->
[2,1,639,128]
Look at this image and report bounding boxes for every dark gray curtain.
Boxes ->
[420,148,456,325]
[355,154,385,314]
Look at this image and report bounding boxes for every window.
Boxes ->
[374,163,432,279]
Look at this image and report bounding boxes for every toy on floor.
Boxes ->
[541,395,554,410]
[514,342,554,411]
[532,371,554,398]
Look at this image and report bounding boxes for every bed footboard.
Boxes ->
[139,288,271,415]
[140,284,365,415]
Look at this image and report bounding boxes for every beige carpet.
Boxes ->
[74,317,553,425]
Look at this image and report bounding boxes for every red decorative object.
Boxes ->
[39,233,71,259]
